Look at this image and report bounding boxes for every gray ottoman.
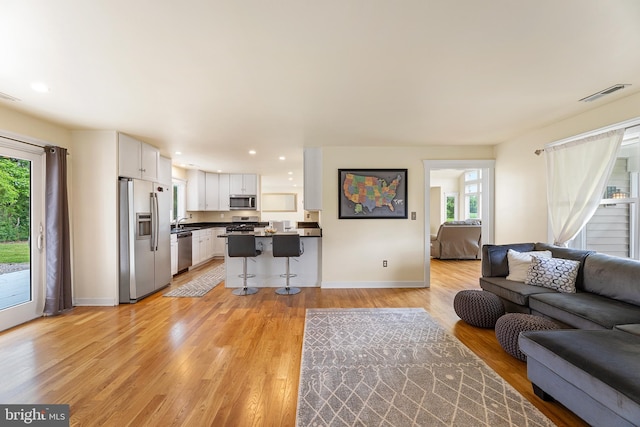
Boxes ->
[453,290,505,328]
[495,313,559,361]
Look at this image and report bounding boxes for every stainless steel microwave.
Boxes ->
[229,195,256,210]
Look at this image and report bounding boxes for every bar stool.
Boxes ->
[227,234,261,296]
[272,234,303,295]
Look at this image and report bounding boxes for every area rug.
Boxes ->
[296,308,553,427]
[163,264,225,297]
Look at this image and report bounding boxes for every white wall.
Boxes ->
[321,145,494,287]
[495,91,640,244]
[70,131,119,305]
[0,105,71,147]
[260,186,305,225]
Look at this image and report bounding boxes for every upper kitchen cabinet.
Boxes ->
[187,170,231,211]
[205,172,220,211]
[304,147,322,210]
[218,173,230,211]
[118,133,159,181]
[229,174,257,195]
[186,169,206,211]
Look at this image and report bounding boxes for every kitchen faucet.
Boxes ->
[175,217,189,229]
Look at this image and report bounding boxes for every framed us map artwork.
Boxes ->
[338,169,407,219]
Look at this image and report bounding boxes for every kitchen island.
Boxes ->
[222,229,322,289]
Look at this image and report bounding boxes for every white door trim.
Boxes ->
[423,159,495,287]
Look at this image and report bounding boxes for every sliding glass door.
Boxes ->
[0,139,44,331]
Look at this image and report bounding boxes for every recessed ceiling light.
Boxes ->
[217,169,222,173]
[249,150,256,155]
[175,151,182,155]
[288,177,293,181]
[31,82,50,93]
[279,156,286,160]
[288,171,293,175]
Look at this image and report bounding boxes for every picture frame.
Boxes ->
[338,169,407,219]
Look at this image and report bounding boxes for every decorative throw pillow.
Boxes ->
[506,249,552,282]
[525,257,580,293]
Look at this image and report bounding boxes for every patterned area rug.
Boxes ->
[296,308,553,427]
[163,264,225,297]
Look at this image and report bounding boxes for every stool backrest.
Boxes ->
[272,234,302,257]
[228,234,260,257]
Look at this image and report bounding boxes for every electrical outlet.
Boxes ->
[383,260,388,267]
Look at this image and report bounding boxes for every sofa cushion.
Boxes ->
[482,243,536,277]
[525,256,580,293]
[583,252,640,306]
[505,249,552,282]
[519,329,640,424]
[479,276,557,307]
[615,324,640,336]
[534,243,593,290]
[529,292,640,329]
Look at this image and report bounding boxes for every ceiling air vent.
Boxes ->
[579,84,631,102]
[0,91,20,102]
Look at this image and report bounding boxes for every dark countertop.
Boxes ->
[220,229,322,238]
[170,221,269,234]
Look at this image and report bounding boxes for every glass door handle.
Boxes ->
[37,223,44,251]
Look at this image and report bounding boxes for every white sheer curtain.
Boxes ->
[546,129,624,246]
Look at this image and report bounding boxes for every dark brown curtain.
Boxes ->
[44,146,72,315]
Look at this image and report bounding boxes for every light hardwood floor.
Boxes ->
[0,259,588,426]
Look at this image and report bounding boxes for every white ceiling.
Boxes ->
[2,1,640,187]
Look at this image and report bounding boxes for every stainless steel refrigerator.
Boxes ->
[119,178,172,303]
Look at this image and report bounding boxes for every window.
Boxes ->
[445,193,458,222]
[172,179,186,223]
[464,170,481,219]
[575,126,640,258]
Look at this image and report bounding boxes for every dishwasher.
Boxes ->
[177,231,193,273]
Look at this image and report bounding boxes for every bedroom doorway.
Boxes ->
[424,160,495,287]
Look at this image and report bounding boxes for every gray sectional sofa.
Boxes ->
[479,242,640,427]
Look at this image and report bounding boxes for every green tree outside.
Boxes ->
[0,157,30,242]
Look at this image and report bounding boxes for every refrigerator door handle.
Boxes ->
[150,192,158,251]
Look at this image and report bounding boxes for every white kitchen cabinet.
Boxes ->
[218,173,230,211]
[205,173,220,211]
[304,147,322,210]
[191,229,202,265]
[186,169,206,211]
[118,133,159,181]
[213,227,226,257]
[229,174,257,195]
[199,232,208,263]
[170,234,178,275]
[204,229,215,260]
[192,228,216,266]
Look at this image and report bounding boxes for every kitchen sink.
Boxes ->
[171,226,200,234]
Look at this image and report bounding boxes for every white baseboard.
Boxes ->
[321,281,427,289]
[73,298,118,306]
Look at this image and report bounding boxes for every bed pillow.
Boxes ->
[525,256,580,293]
[506,249,552,282]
